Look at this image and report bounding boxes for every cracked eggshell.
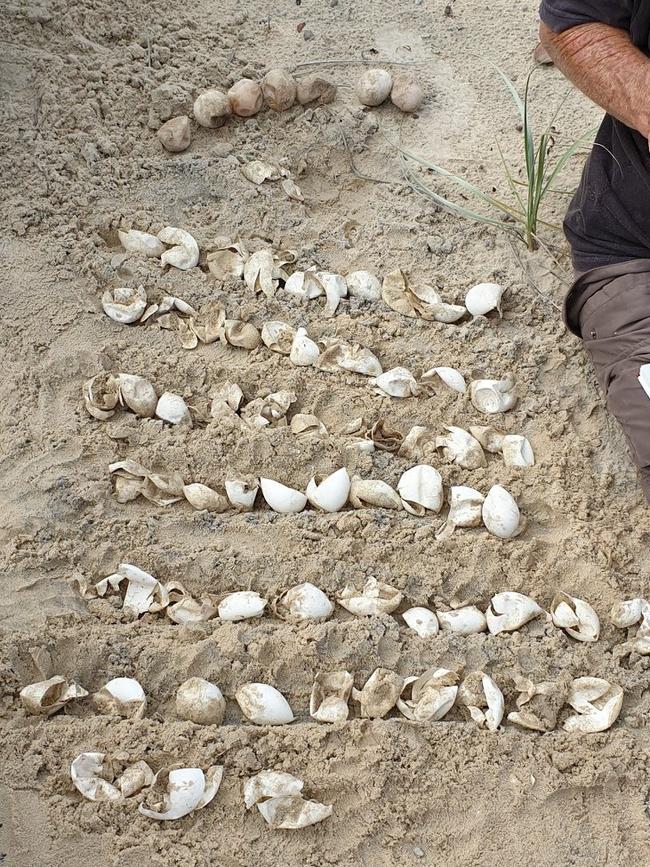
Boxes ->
[218,590,267,621]
[482,485,521,539]
[486,591,544,635]
[459,672,504,732]
[290,327,320,366]
[349,476,402,510]
[155,391,192,426]
[501,434,534,467]
[102,285,148,324]
[244,770,304,809]
[225,478,259,511]
[276,582,334,622]
[397,668,459,721]
[316,271,348,316]
[118,229,165,258]
[183,483,230,512]
[236,683,294,725]
[193,88,231,127]
[402,607,439,638]
[283,268,323,300]
[551,592,600,642]
[224,320,261,350]
[507,676,568,732]
[158,227,200,270]
[422,366,467,393]
[176,678,225,725]
[352,668,403,718]
[356,68,392,106]
[437,605,487,635]
[397,464,444,515]
[346,270,381,301]
[117,374,157,417]
[92,677,146,719]
[310,671,353,722]
[436,426,486,470]
[139,766,223,820]
[116,761,155,798]
[370,367,420,398]
[611,598,646,628]
[469,426,506,454]
[228,78,263,116]
[257,797,333,829]
[562,677,623,734]
[337,576,402,616]
[84,373,120,420]
[261,320,296,354]
[104,562,170,617]
[333,343,383,377]
[20,676,88,716]
[262,68,297,111]
[71,752,122,802]
[465,282,504,317]
[260,478,307,514]
[470,377,517,414]
[306,467,350,512]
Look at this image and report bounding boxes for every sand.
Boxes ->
[2,0,650,864]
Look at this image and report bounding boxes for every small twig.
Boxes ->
[293,57,428,73]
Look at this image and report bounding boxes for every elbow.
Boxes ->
[539,20,553,49]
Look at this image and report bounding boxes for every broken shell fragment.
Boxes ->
[501,434,535,467]
[437,605,487,635]
[262,68,297,111]
[157,115,191,152]
[118,229,165,258]
[71,753,122,802]
[218,591,267,622]
[507,676,568,732]
[310,671,353,722]
[84,372,120,420]
[102,285,148,324]
[290,414,327,438]
[155,391,192,426]
[352,668,403,718]
[166,583,218,624]
[139,766,223,820]
[421,366,467,393]
[390,73,423,112]
[486,591,544,635]
[370,367,420,398]
[261,320,295,354]
[92,677,146,719]
[337,576,402,616]
[402,607,439,638]
[306,467,350,512]
[349,476,402,510]
[207,240,247,280]
[397,668,459,721]
[562,677,623,734]
[183,483,229,512]
[356,68,392,106]
[551,592,600,642]
[296,73,337,105]
[260,478,307,514]
[459,672,504,732]
[241,160,282,185]
[465,282,504,317]
[346,270,381,301]
[317,271,348,316]
[225,479,259,511]
[611,598,650,654]
[469,426,506,453]
[245,770,332,829]
[223,319,261,349]
[275,582,334,622]
[176,678,226,725]
[117,373,157,417]
[97,562,170,618]
[318,339,383,377]
[158,226,200,270]
[20,676,88,716]
[284,268,324,300]
[397,464,444,515]
[290,327,320,366]
[116,761,155,798]
[228,78,263,116]
[236,683,294,725]
[470,377,517,414]
[482,485,521,539]
[436,426,486,470]
[193,88,231,128]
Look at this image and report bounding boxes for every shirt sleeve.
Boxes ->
[539,0,632,33]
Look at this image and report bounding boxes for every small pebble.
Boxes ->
[413,846,425,858]
[303,29,314,40]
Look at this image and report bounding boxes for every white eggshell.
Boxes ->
[260,478,307,514]
[482,485,521,539]
[218,591,267,621]
[155,391,192,425]
[306,467,350,512]
[236,683,294,725]
[465,282,504,317]
[402,607,439,638]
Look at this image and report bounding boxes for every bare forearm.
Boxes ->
[540,20,650,137]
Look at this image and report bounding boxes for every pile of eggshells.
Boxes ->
[66,751,330,828]
[72,563,639,663]
[156,69,338,153]
[107,462,524,539]
[22,579,625,736]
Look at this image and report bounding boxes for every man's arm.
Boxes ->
[540,20,650,138]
